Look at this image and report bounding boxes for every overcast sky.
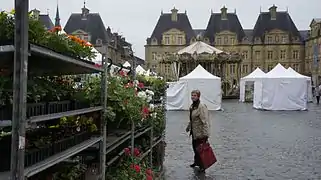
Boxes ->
[2,0,321,59]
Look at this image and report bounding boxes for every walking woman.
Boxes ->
[185,90,210,173]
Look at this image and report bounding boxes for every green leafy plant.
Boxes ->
[0,10,95,60]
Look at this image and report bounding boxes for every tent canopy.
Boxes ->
[265,63,294,78]
[241,67,265,80]
[177,41,223,55]
[136,65,146,75]
[123,61,131,67]
[180,64,220,80]
[287,67,310,79]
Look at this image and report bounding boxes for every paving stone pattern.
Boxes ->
[163,101,321,180]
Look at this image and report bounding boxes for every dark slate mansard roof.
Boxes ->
[39,14,54,30]
[204,13,245,43]
[64,12,109,44]
[147,13,196,44]
[252,11,302,42]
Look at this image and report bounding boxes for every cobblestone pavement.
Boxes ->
[163,100,321,180]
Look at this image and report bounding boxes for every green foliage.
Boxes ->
[0,11,94,60]
[0,76,78,104]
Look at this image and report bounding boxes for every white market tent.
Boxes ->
[166,64,222,110]
[177,41,223,55]
[123,61,131,67]
[253,63,308,111]
[239,67,266,102]
[287,67,313,102]
[136,65,147,75]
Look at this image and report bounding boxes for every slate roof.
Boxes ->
[135,56,145,65]
[64,13,109,44]
[204,13,245,43]
[39,15,54,30]
[299,30,309,41]
[252,11,302,42]
[243,29,253,41]
[148,13,195,44]
[194,29,205,37]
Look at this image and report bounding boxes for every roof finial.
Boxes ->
[260,6,262,13]
[185,10,187,14]
[55,1,61,27]
[286,6,288,13]
[46,8,49,15]
[83,0,86,8]
[234,8,236,14]
[211,9,213,14]
[161,9,163,15]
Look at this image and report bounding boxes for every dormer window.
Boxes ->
[96,39,102,45]
[83,35,89,42]
[152,38,157,45]
[190,38,196,43]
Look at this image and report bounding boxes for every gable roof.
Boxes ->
[252,11,301,41]
[39,15,54,30]
[310,18,321,27]
[204,13,245,43]
[148,12,195,44]
[64,13,109,44]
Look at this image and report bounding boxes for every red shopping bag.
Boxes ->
[197,142,217,169]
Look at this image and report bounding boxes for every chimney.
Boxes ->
[106,26,111,34]
[31,9,40,20]
[171,7,178,22]
[269,4,277,20]
[221,6,227,20]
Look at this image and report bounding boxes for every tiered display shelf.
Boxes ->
[0,42,107,180]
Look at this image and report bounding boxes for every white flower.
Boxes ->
[160,97,163,100]
[151,112,157,118]
[145,89,154,96]
[76,127,81,132]
[149,104,155,111]
[137,91,147,99]
[133,80,139,86]
[146,96,152,103]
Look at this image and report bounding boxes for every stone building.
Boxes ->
[305,18,321,85]
[64,4,144,66]
[145,5,308,84]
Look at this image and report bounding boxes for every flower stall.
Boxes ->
[0,9,105,180]
[0,9,167,180]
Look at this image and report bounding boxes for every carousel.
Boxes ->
[160,39,242,98]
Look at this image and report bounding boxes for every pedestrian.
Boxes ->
[316,85,321,105]
[185,89,210,173]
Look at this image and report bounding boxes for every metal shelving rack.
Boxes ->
[0,1,108,179]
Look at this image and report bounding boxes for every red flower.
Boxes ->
[146,175,153,180]
[134,148,140,157]
[124,148,130,156]
[138,82,144,89]
[146,169,152,176]
[95,63,102,68]
[130,164,141,173]
[119,70,127,76]
[142,106,150,118]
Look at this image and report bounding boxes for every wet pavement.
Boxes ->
[164,100,321,180]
